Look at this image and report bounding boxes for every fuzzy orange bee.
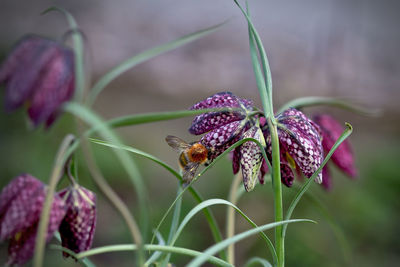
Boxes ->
[166,135,210,184]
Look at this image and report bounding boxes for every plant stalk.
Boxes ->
[226,173,243,264]
[268,118,284,267]
[33,134,75,267]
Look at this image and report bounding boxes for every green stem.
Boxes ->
[33,134,75,267]
[267,118,284,267]
[226,173,243,264]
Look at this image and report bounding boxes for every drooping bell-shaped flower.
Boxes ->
[57,185,96,257]
[263,108,324,187]
[0,35,75,127]
[313,114,357,190]
[189,92,255,160]
[237,125,266,191]
[0,174,66,265]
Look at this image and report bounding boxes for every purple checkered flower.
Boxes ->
[263,108,324,187]
[0,174,66,265]
[0,35,75,127]
[189,92,255,160]
[313,114,357,190]
[57,185,96,257]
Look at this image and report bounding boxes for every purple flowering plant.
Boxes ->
[0,2,375,267]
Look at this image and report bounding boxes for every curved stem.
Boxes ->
[226,173,243,264]
[267,118,284,267]
[33,134,75,267]
[76,120,144,264]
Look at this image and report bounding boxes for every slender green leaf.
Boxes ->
[161,185,183,266]
[168,198,277,264]
[106,107,240,128]
[89,138,226,259]
[52,244,232,267]
[277,96,381,116]
[234,0,274,117]
[187,219,314,267]
[87,21,227,106]
[144,231,165,267]
[283,123,353,238]
[245,257,273,267]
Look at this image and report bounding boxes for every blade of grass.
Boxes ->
[144,231,165,267]
[168,198,277,265]
[187,219,315,267]
[277,96,381,116]
[150,137,276,262]
[87,21,227,106]
[234,0,274,116]
[89,138,226,260]
[283,123,353,238]
[161,185,183,266]
[51,244,232,267]
[245,257,273,267]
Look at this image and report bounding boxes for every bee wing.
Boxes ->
[165,135,191,152]
[182,162,200,184]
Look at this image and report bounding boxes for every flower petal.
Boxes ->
[0,176,43,240]
[230,147,241,175]
[277,109,324,183]
[2,37,59,111]
[281,163,295,187]
[200,120,247,160]
[189,92,253,135]
[239,126,264,192]
[189,111,245,135]
[190,91,253,110]
[313,114,357,178]
[321,165,332,191]
[27,48,74,126]
[58,186,96,256]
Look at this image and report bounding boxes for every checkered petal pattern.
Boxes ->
[239,126,265,192]
[58,185,96,257]
[189,92,253,135]
[0,174,66,265]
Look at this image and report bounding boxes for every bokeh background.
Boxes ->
[1,0,399,266]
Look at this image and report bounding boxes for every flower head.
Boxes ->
[0,35,75,127]
[57,185,96,257]
[313,114,357,190]
[0,174,66,265]
[189,92,255,160]
[263,108,324,187]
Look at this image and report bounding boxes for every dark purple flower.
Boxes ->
[313,114,357,190]
[263,108,324,187]
[0,174,66,265]
[0,35,75,127]
[57,185,96,257]
[189,92,255,160]
[189,92,272,191]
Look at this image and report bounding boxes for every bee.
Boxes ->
[165,135,210,184]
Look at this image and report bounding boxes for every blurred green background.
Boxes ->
[1,0,399,266]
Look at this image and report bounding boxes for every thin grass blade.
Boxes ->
[278,96,381,116]
[187,219,314,267]
[87,21,227,106]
